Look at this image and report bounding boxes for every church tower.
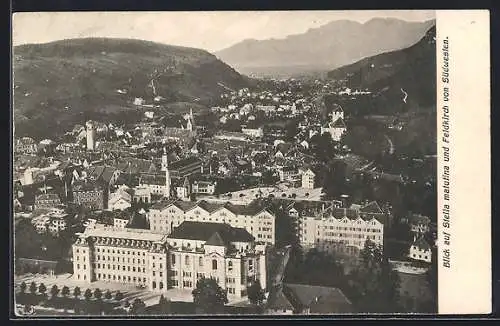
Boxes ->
[161,148,169,172]
[86,121,96,151]
[164,155,171,198]
[186,108,194,132]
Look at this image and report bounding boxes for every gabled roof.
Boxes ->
[330,117,346,128]
[205,231,227,246]
[412,237,431,251]
[359,201,383,214]
[266,283,352,314]
[169,221,254,244]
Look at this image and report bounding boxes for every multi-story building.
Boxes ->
[34,193,62,210]
[168,157,204,179]
[147,200,276,245]
[300,168,316,189]
[191,180,217,195]
[15,137,39,155]
[139,174,168,197]
[71,221,267,299]
[72,225,168,286]
[298,206,384,255]
[48,217,68,235]
[72,180,105,211]
[408,236,432,263]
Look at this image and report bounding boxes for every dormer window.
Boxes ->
[212,259,217,270]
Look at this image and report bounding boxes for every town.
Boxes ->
[14,75,437,315]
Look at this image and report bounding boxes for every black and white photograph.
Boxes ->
[11,10,449,317]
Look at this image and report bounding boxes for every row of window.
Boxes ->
[96,273,147,283]
[96,248,151,256]
[94,264,150,273]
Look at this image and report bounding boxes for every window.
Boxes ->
[228,261,233,271]
[171,254,176,265]
[160,272,163,277]
[160,282,164,289]
[199,257,203,266]
[212,259,218,270]
[185,255,190,266]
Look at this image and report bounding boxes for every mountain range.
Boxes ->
[215,18,435,78]
[13,38,250,139]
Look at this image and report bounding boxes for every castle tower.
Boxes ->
[86,121,96,151]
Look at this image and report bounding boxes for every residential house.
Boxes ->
[34,193,62,210]
[191,180,217,195]
[265,283,353,314]
[408,236,432,263]
[108,186,133,211]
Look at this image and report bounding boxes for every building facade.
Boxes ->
[72,221,267,299]
[299,207,384,255]
[301,169,316,189]
[147,200,276,245]
[72,181,105,211]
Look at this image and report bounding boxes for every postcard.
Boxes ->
[11,10,491,317]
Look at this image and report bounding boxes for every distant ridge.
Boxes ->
[215,18,435,77]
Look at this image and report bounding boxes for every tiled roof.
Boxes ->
[359,201,383,214]
[168,221,254,243]
[330,117,346,128]
[168,157,203,170]
[267,283,352,314]
[412,237,431,251]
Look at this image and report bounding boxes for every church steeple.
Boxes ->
[164,154,171,199]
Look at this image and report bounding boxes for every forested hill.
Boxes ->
[13,38,250,139]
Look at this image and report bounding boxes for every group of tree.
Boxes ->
[284,247,346,289]
[192,277,228,314]
[18,281,124,303]
[343,240,402,313]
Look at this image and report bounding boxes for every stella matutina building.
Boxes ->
[72,220,268,298]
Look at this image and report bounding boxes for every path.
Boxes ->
[384,134,395,155]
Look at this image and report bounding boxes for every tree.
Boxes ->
[192,277,228,314]
[20,282,27,294]
[345,239,401,313]
[73,286,81,299]
[159,294,172,314]
[61,286,70,298]
[29,282,37,295]
[50,285,60,299]
[115,291,124,301]
[131,298,146,315]
[104,290,112,300]
[247,280,265,306]
[84,288,93,301]
[38,283,47,296]
[93,288,102,300]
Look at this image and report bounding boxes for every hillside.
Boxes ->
[13,38,250,139]
[325,25,436,158]
[328,25,436,111]
[215,18,435,77]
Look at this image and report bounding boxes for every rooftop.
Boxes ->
[82,224,167,243]
[168,221,254,244]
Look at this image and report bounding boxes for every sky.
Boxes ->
[12,11,435,52]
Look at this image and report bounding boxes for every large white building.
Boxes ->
[298,206,384,255]
[147,200,276,245]
[72,221,267,299]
